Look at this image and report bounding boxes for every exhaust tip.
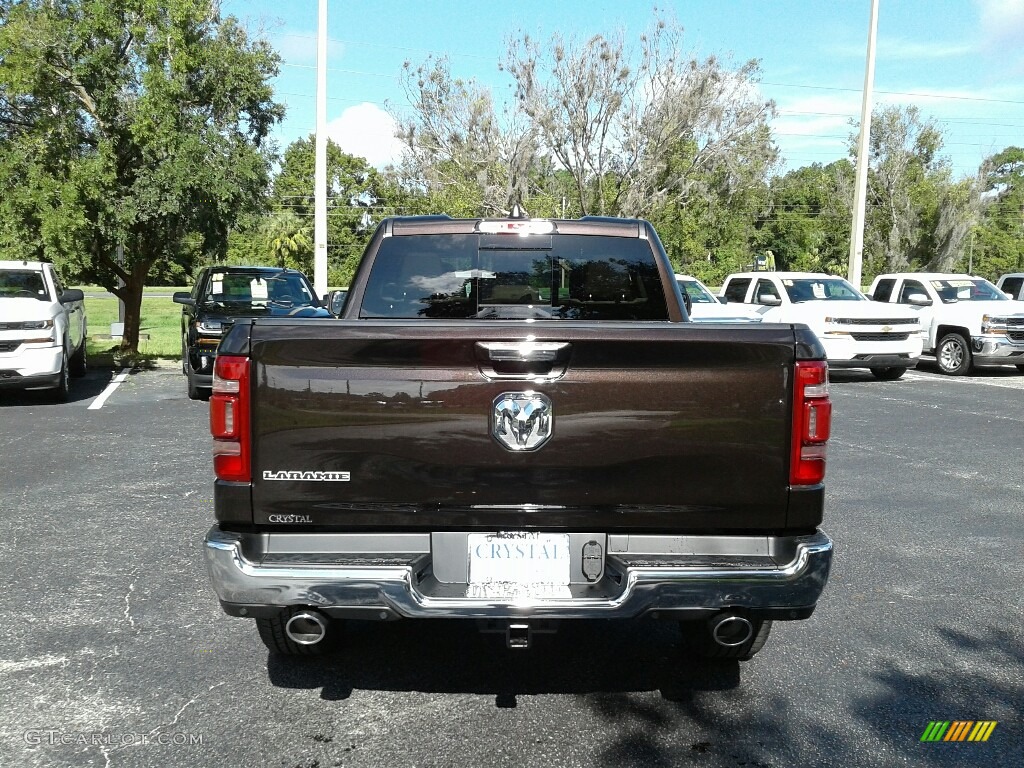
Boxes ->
[710,614,754,648]
[284,610,328,646]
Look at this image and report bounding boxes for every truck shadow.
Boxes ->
[265,616,740,703]
[0,368,113,407]
[264,619,1023,767]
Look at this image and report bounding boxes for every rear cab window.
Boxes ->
[722,278,751,303]
[872,279,895,302]
[999,276,1023,299]
[359,234,669,321]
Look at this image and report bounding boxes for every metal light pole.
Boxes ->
[848,0,880,290]
[313,0,329,298]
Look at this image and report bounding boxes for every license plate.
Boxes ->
[467,532,571,599]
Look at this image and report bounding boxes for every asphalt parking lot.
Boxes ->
[0,362,1021,768]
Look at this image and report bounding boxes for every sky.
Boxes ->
[221,0,1024,180]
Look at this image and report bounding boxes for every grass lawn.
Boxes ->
[85,292,182,362]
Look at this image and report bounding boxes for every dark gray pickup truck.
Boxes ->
[203,214,833,660]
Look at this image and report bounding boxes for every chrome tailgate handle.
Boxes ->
[477,341,570,363]
[475,341,571,379]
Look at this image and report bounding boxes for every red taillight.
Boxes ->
[210,356,250,483]
[790,360,832,486]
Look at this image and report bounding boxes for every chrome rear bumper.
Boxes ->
[204,527,833,620]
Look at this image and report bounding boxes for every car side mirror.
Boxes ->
[907,293,932,306]
[1004,291,1015,300]
[758,294,782,306]
[681,291,692,316]
[327,289,347,317]
[59,288,84,303]
[717,296,728,305]
[172,291,195,307]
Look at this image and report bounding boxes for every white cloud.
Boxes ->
[880,40,975,59]
[831,39,975,60]
[325,103,405,168]
[770,92,859,169]
[978,0,1024,44]
[270,30,346,67]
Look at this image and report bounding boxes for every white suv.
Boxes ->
[868,273,1024,375]
[0,261,87,400]
[720,271,924,379]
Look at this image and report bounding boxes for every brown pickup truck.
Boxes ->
[203,214,833,660]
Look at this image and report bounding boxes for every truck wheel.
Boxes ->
[936,333,972,375]
[186,366,203,400]
[870,366,906,381]
[69,340,88,377]
[186,364,207,403]
[51,354,70,403]
[681,617,773,661]
[256,608,339,656]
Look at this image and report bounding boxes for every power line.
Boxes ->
[762,81,1024,106]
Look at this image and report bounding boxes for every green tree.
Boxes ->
[270,135,395,286]
[855,105,975,281]
[394,55,530,216]
[504,15,778,218]
[759,160,854,274]
[0,0,282,353]
[395,12,777,227]
[972,146,1024,280]
[262,211,312,270]
[646,121,777,284]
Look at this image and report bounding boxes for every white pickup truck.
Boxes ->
[720,271,924,380]
[0,260,88,400]
[996,273,1024,302]
[868,272,1024,375]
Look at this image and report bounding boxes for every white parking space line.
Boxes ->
[902,369,1024,389]
[88,371,130,410]
[901,371,932,382]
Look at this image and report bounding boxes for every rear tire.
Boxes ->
[681,617,773,661]
[69,340,87,377]
[256,607,339,656]
[870,366,906,381]
[936,332,972,375]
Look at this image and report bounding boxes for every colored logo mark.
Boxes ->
[920,721,997,742]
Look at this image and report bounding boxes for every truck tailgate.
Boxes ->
[245,320,798,531]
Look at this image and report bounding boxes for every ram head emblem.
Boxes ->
[492,392,553,451]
